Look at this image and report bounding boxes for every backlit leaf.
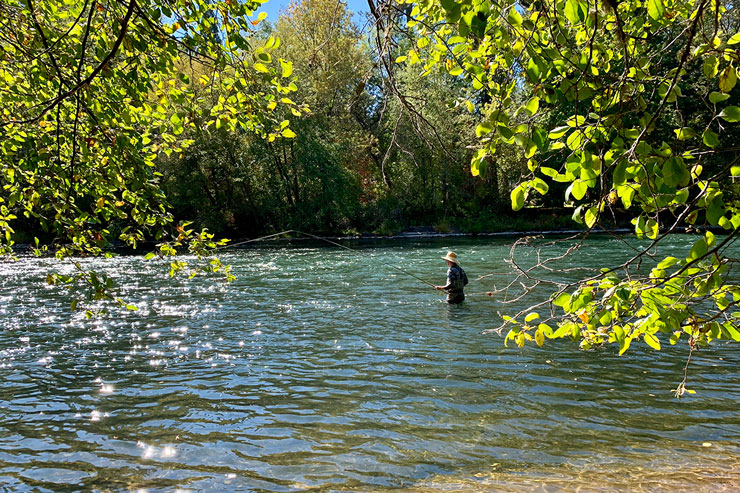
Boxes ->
[644,333,661,350]
[647,0,666,20]
[720,106,740,122]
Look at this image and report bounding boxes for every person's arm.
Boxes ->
[435,269,455,291]
[435,282,452,291]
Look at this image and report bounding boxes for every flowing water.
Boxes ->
[1,235,739,491]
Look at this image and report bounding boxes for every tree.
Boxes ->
[268,0,370,231]
[159,0,379,236]
[397,0,740,392]
[0,0,300,311]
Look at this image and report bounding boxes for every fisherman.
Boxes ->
[435,251,468,304]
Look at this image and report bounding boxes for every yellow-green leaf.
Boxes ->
[535,328,544,347]
[280,60,293,78]
[719,66,737,93]
[644,333,661,350]
[647,0,666,20]
[511,186,525,211]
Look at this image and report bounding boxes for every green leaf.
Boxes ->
[657,256,680,269]
[662,157,690,187]
[619,335,633,355]
[635,214,647,239]
[704,56,719,79]
[531,177,549,195]
[613,159,628,186]
[719,66,737,93]
[669,331,681,345]
[548,126,569,139]
[674,127,696,140]
[476,121,493,137]
[540,167,558,178]
[526,58,540,81]
[525,312,540,323]
[524,97,540,116]
[539,323,554,338]
[253,62,269,73]
[646,218,659,239]
[532,126,549,151]
[584,206,598,228]
[720,106,740,122]
[688,236,708,261]
[564,0,585,24]
[471,153,486,177]
[507,8,523,27]
[703,130,720,148]
[612,325,624,343]
[709,92,730,104]
[728,32,740,45]
[722,324,740,341]
[470,10,487,38]
[504,329,516,347]
[535,328,544,347]
[280,60,293,78]
[553,292,571,307]
[511,185,526,211]
[644,333,661,350]
[647,0,666,21]
[567,180,588,201]
[706,197,725,226]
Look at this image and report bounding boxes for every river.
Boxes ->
[1,235,739,491]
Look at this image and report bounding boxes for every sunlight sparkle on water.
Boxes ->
[2,238,740,491]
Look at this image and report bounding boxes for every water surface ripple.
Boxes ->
[1,236,739,491]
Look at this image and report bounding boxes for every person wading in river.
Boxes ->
[435,251,468,304]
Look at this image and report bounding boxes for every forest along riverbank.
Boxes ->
[1,236,739,491]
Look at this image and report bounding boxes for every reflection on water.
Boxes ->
[1,236,739,491]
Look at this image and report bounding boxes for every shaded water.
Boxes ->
[1,236,739,491]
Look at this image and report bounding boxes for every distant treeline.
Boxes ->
[156,0,530,238]
[157,0,738,239]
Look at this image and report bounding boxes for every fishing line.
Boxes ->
[218,229,508,296]
[215,230,296,250]
[218,229,438,289]
[293,230,438,289]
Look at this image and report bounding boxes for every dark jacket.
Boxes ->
[443,264,468,303]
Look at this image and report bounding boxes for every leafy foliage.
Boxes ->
[400,0,740,370]
[0,0,299,308]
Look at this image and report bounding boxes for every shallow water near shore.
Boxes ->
[1,235,739,491]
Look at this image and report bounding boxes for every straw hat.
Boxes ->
[441,251,459,264]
